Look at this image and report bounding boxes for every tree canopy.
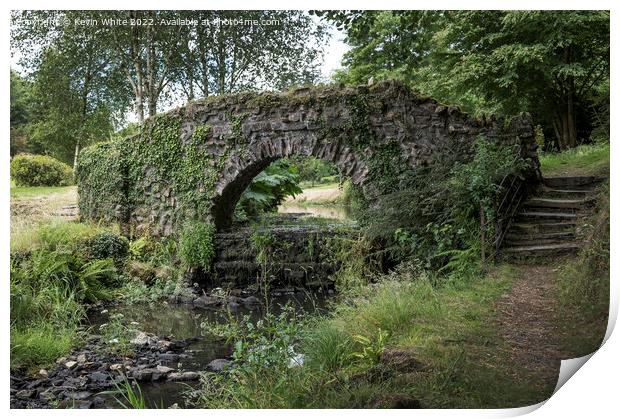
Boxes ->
[323,10,609,150]
[10,10,328,164]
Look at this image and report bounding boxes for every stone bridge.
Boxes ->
[77,80,536,236]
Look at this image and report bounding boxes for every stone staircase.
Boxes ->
[501,176,604,259]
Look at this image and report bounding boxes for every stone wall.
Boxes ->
[77,80,537,236]
[207,223,355,288]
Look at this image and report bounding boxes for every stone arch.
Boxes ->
[76,80,536,238]
[211,134,367,230]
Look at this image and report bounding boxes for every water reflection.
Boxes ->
[278,204,352,220]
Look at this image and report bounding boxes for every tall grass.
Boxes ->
[191,264,542,408]
[555,181,609,355]
[11,221,112,253]
[10,223,123,371]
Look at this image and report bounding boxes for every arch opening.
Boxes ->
[210,147,366,231]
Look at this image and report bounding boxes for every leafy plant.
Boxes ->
[351,329,389,365]
[236,160,303,219]
[84,231,129,267]
[98,313,138,355]
[102,376,146,409]
[178,221,215,270]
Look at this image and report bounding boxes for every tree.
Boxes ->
[11,10,131,165]
[104,10,185,121]
[26,48,117,165]
[324,10,610,150]
[10,70,32,156]
[175,10,328,99]
[427,11,610,150]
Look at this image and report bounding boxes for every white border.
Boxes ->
[2,1,617,417]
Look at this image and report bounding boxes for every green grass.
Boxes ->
[10,223,125,371]
[539,141,609,177]
[11,326,78,371]
[555,181,609,357]
[192,264,548,408]
[298,181,340,190]
[10,185,74,198]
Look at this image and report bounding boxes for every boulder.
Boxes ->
[193,295,221,308]
[131,331,158,346]
[156,365,174,374]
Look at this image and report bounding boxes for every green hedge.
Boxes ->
[75,141,128,222]
[10,154,73,187]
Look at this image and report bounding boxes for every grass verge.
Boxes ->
[555,181,609,356]
[539,141,609,177]
[193,264,547,408]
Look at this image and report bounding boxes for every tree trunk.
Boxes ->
[73,139,81,170]
[553,97,578,151]
[135,97,144,123]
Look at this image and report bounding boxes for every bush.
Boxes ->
[10,153,73,187]
[84,231,129,266]
[178,221,215,270]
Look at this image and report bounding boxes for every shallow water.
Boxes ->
[87,293,329,408]
[278,204,352,220]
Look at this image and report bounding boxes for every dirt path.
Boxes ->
[495,264,569,392]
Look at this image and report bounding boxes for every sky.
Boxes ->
[320,20,350,80]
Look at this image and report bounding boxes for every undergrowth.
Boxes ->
[555,181,609,356]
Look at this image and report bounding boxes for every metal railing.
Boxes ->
[479,173,529,262]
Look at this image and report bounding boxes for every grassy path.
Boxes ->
[495,263,569,399]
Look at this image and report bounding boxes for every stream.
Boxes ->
[87,292,329,408]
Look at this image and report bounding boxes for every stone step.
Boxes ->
[539,186,592,199]
[503,237,576,247]
[542,176,605,190]
[504,231,575,242]
[523,197,592,210]
[515,211,578,222]
[502,243,580,258]
[509,222,577,235]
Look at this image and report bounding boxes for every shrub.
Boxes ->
[84,231,129,266]
[178,221,215,270]
[10,153,73,187]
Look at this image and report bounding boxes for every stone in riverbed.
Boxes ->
[16,389,36,399]
[158,353,180,362]
[88,371,109,384]
[131,367,166,381]
[131,331,158,346]
[156,365,174,374]
[207,359,231,372]
[65,361,78,369]
[193,295,221,308]
[167,371,200,381]
[66,391,92,400]
[243,296,260,306]
[227,301,240,311]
